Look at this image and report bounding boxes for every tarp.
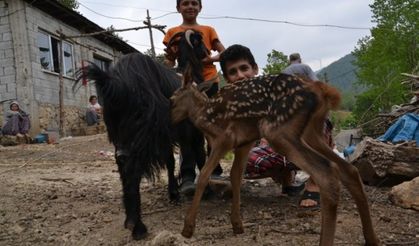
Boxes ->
[377,113,419,146]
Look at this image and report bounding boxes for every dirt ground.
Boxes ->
[0,134,418,246]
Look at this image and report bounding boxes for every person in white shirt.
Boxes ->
[86,95,102,126]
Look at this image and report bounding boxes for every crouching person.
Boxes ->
[2,101,31,137]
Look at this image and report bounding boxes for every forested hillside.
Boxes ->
[317,54,363,94]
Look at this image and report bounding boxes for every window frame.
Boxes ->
[93,55,111,72]
[37,30,75,78]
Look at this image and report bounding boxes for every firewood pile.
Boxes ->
[366,102,419,137]
[350,137,419,186]
[360,73,419,137]
[350,73,419,186]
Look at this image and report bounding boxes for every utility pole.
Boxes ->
[144,9,156,58]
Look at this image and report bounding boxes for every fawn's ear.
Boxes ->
[197,81,213,92]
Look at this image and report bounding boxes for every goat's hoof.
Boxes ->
[132,222,148,240]
[124,218,135,231]
[169,190,180,204]
[181,225,194,238]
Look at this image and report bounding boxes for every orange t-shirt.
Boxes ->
[163,25,220,82]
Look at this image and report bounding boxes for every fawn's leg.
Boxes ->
[265,126,340,246]
[181,142,229,238]
[230,143,253,234]
[302,126,380,245]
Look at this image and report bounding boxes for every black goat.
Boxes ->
[75,52,205,240]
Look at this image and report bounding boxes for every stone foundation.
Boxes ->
[38,103,86,135]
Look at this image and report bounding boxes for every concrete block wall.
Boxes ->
[0,0,16,107]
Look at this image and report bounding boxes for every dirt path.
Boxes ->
[0,134,417,245]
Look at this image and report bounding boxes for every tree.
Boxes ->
[263,50,288,75]
[143,49,165,64]
[58,0,79,10]
[352,0,418,124]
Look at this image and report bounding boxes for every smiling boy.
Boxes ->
[163,0,226,195]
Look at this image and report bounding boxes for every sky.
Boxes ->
[76,0,375,72]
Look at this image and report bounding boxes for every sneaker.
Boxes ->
[179,179,195,197]
[282,182,305,197]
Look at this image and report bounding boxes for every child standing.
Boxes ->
[163,0,225,195]
[163,0,225,95]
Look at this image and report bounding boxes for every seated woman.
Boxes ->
[2,101,31,136]
[86,95,102,126]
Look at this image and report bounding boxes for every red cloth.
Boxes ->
[245,120,334,178]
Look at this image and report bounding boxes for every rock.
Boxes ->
[0,135,20,146]
[389,177,419,210]
[147,230,189,246]
[12,224,25,234]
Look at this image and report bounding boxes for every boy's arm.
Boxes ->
[162,29,177,68]
[202,40,225,64]
[164,58,176,68]
[163,45,177,68]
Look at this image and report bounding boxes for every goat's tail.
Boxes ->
[315,82,341,111]
[74,62,110,92]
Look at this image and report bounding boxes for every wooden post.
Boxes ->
[58,30,65,137]
[145,9,156,58]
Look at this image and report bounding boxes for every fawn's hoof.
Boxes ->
[365,242,381,246]
[233,225,244,234]
[181,225,194,238]
[132,222,148,240]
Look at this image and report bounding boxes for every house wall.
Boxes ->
[1,0,126,136]
[0,0,16,107]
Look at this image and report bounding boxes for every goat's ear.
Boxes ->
[197,81,213,92]
[181,76,192,88]
[181,64,194,88]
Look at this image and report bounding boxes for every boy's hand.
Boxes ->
[201,55,213,65]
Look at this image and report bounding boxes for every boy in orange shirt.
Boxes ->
[163,0,225,95]
[163,0,225,195]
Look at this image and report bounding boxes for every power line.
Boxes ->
[79,2,142,23]
[151,12,178,20]
[78,1,372,30]
[199,16,371,30]
[319,68,358,81]
[80,1,173,13]
[127,41,165,51]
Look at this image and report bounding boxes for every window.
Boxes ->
[93,56,111,71]
[37,32,75,77]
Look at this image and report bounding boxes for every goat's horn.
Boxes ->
[185,30,194,48]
